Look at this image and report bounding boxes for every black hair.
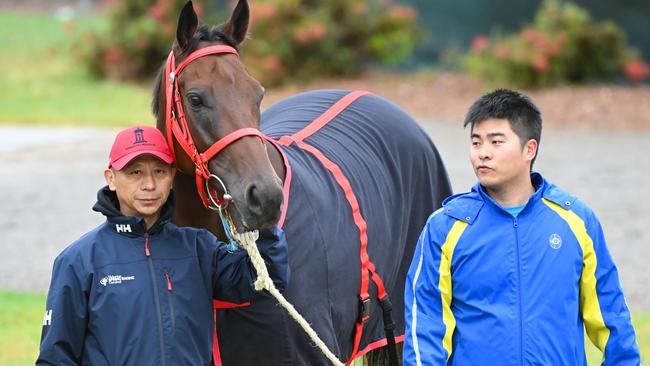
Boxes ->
[463,88,542,166]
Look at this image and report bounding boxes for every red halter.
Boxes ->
[164,45,264,208]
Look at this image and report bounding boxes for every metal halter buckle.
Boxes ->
[206,173,232,210]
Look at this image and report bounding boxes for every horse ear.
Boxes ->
[176,1,198,51]
[222,0,249,45]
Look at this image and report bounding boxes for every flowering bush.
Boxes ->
[462,0,649,88]
[79,0,196,81]
[79,0,419,85]
[241,0,419,85]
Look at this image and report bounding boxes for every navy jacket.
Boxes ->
[37,187,289,366]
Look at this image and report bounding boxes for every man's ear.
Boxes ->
[524,139,538,162]
[104,169,117,191]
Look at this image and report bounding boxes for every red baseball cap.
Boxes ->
[108,126,174,170]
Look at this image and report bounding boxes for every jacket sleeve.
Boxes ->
[208,226,289,303]
[36,251,89,365]
[404,214,453,365]
[581,211,641,365]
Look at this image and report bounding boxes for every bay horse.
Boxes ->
[153,1,452,365]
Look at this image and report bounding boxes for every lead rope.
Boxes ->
[229,229,344,366]
[207,176,344,366]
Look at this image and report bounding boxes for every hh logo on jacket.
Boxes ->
[115,224,131,233]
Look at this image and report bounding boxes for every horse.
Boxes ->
[152,1,452,365]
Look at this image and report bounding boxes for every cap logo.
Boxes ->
[133,128,147,144]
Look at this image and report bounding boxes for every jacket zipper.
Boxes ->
[165,271,175,332]
[145,234,167,366]
[513,218,524,365]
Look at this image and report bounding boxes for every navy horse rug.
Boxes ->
[214,89,452,365]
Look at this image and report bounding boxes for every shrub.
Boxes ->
[462,0,649,88]
[78,0,196,81]
[78,0,419,86]
[242,0,419,85]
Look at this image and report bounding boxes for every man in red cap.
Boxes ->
[37,126,289,365]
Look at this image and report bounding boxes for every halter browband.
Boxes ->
[164,45,264,208]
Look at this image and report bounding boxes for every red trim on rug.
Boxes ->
[213,300,250,309]
[273,90,394,364]
[290,90,371,143]
[355,334,405,361]
[264,135,292,229]
[294,139,387,364]
[213,307,222,366]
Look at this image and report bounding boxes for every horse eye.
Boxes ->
[187,93,203,107]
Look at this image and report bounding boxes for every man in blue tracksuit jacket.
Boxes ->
[36,126,289,365]
[404,89,641,365]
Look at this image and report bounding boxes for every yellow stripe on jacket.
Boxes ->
[438,220,468,360]
[542,198,610,351]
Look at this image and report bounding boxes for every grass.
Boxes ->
[2,290,647,365]
[0,12,152,126]
[0,291,46,365]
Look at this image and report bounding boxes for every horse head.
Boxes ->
[153,0,283,232]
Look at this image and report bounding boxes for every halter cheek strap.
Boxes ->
[164,45,264,208]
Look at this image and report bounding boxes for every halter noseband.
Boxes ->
[164,44,264,209]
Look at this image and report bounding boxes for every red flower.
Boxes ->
[149,4,165,21]
[623,60,650,84]
[254,4,277,19]
[294,23,328,44]
[533,56,549,73]
[309,23,327,41]
[389,5,416,21]
[522,28,540,44]
[263,56,282,72]
[104,47,123,64]
[495,44,509,60]
[471,35,489,53]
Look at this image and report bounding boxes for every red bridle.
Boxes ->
[164,45,264,208]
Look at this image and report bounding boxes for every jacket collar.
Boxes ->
[474,172,546,213]
[443,172,575,223]
[92,186,175,236]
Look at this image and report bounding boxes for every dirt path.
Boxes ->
[1,122,648,310]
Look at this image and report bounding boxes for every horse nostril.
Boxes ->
[246,184,263,215]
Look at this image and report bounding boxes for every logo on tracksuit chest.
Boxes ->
[549,233,562,249]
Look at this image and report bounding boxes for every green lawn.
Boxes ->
[0,12,152,126]
[0,291,47,365]
[2,290,647,365]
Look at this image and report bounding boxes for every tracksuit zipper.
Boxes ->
[513,218,524,365]
[145,234,167,366]
[165,271,175,331]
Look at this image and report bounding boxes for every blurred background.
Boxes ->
[0,0,648,364]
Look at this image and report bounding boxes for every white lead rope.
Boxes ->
[235,231,345,366]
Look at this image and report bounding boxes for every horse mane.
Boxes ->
[151,25,239,118]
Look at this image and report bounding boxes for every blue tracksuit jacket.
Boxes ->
[36,187,289,365]
[404,173,640,365]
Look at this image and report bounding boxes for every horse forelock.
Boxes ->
[152,25,239,118]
